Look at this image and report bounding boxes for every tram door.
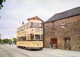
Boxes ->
[64,38,71,50]
[51,38,57,48]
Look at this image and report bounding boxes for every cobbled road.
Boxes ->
[0,44,80,57]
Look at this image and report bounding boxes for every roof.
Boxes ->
[27,16,44,22]
[45,7,80,23]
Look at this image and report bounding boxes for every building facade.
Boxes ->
[44,7,80,50]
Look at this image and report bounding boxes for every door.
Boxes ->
[51,38,57,48]
[64,38,71,50]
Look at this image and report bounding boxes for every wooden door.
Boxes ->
[51,38,57,48]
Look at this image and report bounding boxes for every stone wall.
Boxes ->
[44,15,80,50]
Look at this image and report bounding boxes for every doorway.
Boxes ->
[51,38,57,48]
[64,38,71,50]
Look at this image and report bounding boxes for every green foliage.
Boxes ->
[2,38,11,43]
[0,39,1,42]
[0,0,3,5]
[0,7,1,9]
[0,0,6,9]
[13,38,17,43]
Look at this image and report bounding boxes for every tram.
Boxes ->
[17,16,44,49]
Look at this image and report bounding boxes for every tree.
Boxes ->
[13,38,17,43]
[0,39,2,43]
[0,39,1,42]
[0,0,6,9]
[2,38,11,43]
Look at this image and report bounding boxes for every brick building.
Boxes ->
[44,7,80,50]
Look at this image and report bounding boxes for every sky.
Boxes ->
[0,0,80,39]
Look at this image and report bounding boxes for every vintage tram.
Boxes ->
[17,16,44,49]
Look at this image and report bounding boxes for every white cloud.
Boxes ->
[0,0,80,39]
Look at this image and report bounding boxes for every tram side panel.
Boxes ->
[17,41,43,49]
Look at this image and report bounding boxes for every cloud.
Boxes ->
[0,0,80,39]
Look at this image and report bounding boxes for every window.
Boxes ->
[28,22,42,28]
[28,22,34,28]
[41,23,43,27]
[31,22,33,25]
[18,36,26,41]
[61,22,65,28]
[52,22,56,30]
[30,34,34,40]
[24,25,27,29]
[35,35,40,40]
[30,22,33,27]
[39,23,41,27]
[28,23,29,28]
[35,23,41,28]
[35,23,38,28]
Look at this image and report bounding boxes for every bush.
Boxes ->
[2,39,11,43]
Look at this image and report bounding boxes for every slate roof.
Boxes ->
[45,7,80,23]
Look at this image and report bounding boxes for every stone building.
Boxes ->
[44,7,80,50]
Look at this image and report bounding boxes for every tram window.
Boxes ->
[18,37,22,41]
[28,22,31,28]
[18,36,26,41]
[35,35,40,40]
[37,23,39,28]
[39,23,41,27]
[31,22,33,28]
[33,23,35,28]
[35,23,39,28]
[35,23,41,28]
[22,36,26,41]
[34,23,38,28]
[31,22,33,25]
[30,34,34,40]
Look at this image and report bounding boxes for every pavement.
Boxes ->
[0,44,80,57]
